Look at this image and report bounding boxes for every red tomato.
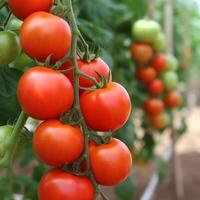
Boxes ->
[164,91,182,108]
[39,169,94,200]
[33,120,84,167]
[89,138,132,186]
[17,67,74,120]
[136,67,156,83]
[143,98,164,116]
[131,43,153,64]
[20,12,71,63]
[147,79,164,96]
[7,0,53,20]
[149,112,169,129]
[152,53,167,72]
[80,82,131,132]
[60,57,111,87]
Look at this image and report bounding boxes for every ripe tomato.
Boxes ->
[161,71,179,91]
[164,91,182,108]
[60,57,111,87]
[7,0,53,20]
[149,112,169,129]
[33,120,84,167]
[17,67,74,120]
[0,31,20,66]
[89,138,132,186]
[147,79,164,96]
[130,43,153,64]
[152,53,167,72]
[80,82,131,132]
[39,169,94,200]
[136,67,156,83]
[143,98,164,116]
[20,12,71,63]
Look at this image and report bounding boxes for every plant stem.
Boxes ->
[0,0,6,10]
[3,11,12,29]
[0,111,28,168]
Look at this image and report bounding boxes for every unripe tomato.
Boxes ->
[152,53,167,72]
[7,0,53,20]
[149,112,169,129]
[33,120,84,167]
[89,138,132,186]
[147,79,164,96]
[166,54,178,71]
[0,31,21,66]
[164,91,182,108]
[7,18,23,33]
[80,82,131,132]
[143,98,164,116]
[130,43,153,64]
[60,57,111,87]
[161,71,179,91]
[132,19,161,43]
[136,67,156,83]
[20,12,72,63]
[39,169,94,200]
[17,67,74,120]
[152,32,166,52]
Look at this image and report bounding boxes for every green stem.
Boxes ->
[0,0,6,10]
[3,11,12,29]
[0,111,28,168]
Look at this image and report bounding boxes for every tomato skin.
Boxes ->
[7,0,53,20]
[164,91,182,108]
[80,82,131,132]
[17,67,74,120]
[147,79,164,96]
[149,112,169,129]
[152,53,167,72]
[89,138,132,186]
[39,169,94,200]
[33,120,83,167]
[0,31,21,66]
[60,57,111,87]
[131,43,153,64]
[161,71,179,91]
[20,12,72,63]
[143,98,164,116]
[136,67,156,83]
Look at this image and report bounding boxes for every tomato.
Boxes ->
[143,98,164,116]
[60,57,111,87]
[80,82,131,132]
[166,54,178,71]
[152,32,166,52]
[0,31,20,66]
[149,112,169,129]
[136,67,156,83]
[152,53,167,72]
[161,71,179,91]
[33,120,83,167]
[132,19,161,43]
[147,79,164,96]
[89,138,132,186]
[130,43,153,64]
[7,0,53,20]
[39,169,94,200]
[17,67,74,120]
[10,52,36,71]
[20,12,72,63]
[0,125,13,158]
[7,18,23,33]
[164,91,182,108]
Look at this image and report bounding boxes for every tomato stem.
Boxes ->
[0,0,6,10]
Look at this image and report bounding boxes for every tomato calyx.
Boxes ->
[90,131,112,145]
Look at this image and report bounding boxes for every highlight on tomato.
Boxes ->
[17,66,74,120]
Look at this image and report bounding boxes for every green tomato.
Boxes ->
[166,54,178,71]
[153,32,166,52]
[7,18,23,33]
[10,52,36,71]
[0,31,21,66]
[132,19,161,43]
[0,125,13,158]
[161,71,179,91]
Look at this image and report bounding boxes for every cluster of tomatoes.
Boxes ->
[0,0,133,199]
[131,19,182,130]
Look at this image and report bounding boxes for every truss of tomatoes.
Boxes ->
[131,19,182,130]
[4,1,133,200]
